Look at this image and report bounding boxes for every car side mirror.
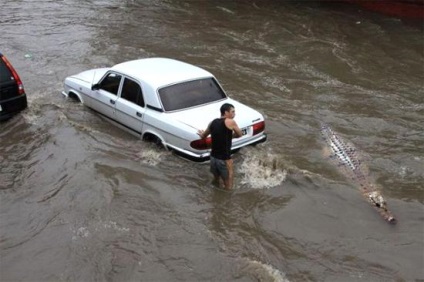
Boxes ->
[91,84,100,91]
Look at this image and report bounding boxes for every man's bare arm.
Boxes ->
[226,119,242,138]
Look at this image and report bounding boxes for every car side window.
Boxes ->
[0,59,13,83]
[99,73,122,95]
[120,78,145,107]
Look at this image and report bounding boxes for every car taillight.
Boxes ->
[190,137,212,150]
[1,55,25,95]
[252,121,265,135]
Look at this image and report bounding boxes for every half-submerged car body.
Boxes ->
[62,58,266,161]
[0,52,27,121]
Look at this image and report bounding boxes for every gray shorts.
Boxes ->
[210,156,229,180]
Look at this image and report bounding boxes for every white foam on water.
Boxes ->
[72,226,90,241]
[216,6,235,14]
[26,89,50,105]
[71,221,129,241]
[98,221,130,233]
[22,112,40,125]
[22,89,68,125]
[56,111,101,135]
[239,152,287,189]
[135,149,164,166]
[240,259,290,282]
[399,166,409,178]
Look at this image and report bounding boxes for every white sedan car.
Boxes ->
[62,58,267,161]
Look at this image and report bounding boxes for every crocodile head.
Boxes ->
[368,191,387,210]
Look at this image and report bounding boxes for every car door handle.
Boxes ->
[110,99,115,105]
[136,112,142,117]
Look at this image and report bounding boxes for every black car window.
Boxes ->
[0,59,13,83]
[121,78,145,107]
[158,78,226,111]
[99,73,122,95]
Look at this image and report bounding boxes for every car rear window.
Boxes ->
[0,58,14,83]
[158,78,226,111]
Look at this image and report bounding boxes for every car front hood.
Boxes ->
[70,68,109,84]
[169,99,264,131]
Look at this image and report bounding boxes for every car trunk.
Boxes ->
[168,98,262,132]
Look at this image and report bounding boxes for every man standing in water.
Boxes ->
[198,103,243,190]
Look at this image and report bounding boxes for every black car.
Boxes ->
[0,52,27,121]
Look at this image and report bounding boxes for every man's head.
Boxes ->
[220,103,235,118]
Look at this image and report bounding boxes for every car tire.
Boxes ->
[143,133,165,149]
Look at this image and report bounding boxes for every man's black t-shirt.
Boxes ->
[210,118,233,160]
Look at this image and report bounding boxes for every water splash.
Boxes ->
[239,259,290,282]
[135,149,164,166]
[239,150,287,189]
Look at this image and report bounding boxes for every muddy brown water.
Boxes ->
[1,1,423,281]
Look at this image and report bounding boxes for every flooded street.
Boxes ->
[1,0,423,281]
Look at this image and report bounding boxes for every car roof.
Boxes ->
[111,58,214,89]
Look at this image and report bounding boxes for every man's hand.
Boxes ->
[197,129,205,138]
[198,125,211,139]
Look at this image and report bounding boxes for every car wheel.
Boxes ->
[67,92,81,103]
[143,133,165,149]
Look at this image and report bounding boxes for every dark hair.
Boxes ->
[220,103,234,115]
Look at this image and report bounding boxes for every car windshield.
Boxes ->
[158,78,226,111]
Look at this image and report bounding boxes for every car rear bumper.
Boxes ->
[0,94,27,121]
[168,133,268,162]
